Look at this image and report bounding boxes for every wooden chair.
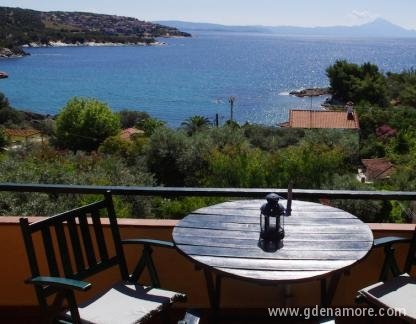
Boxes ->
[20,191,187,324]
[357,228,416,322]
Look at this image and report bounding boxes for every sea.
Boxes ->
[1,32,416,126]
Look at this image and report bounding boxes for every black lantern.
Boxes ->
[259,193,286,252]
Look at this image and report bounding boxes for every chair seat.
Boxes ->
[358,274,416,321]
[65,282,186,324]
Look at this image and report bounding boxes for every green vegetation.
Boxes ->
[117,110,150,129]
[0,128,8,149]
[181,115,211,135]
[0,146,154,217]
[141,117,166,137]
[0,59,416,222]
[327,60,416,109]
[0,93,25,126]
[0,6,190,52]
[326,60,388,107]
[55,98,120,152]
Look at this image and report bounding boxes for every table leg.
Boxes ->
[203,269,222,311]
[284,285,294,307]
[320,271,342,307]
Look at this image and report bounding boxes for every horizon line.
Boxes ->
[153,18,414,31]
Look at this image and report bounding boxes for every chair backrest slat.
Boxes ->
[105,192,129,281]
[67,217,85,273]
[20,218,40,277]
[91,210,109,261]
[20,191,128,314]
[54,222,73,277]
[78,213,97,268]
[41,227,60,277]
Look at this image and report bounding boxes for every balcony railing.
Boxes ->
[1,182,416,200]
[0,183,415,323]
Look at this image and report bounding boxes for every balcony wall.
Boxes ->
[0,217,415,317]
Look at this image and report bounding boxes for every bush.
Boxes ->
[0,146,154,217]
[55,98,120,152]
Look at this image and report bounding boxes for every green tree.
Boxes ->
[55,98,120,152]
[0,128,9,149]
[399,86,416,107]
[117,110,150,129]
[0,92,25,126]
[267,142,347,189]
[243,124,305,151]
[181,115,210,136]
[145,128,188,186]
[387,69,416,107]
[205,145,269,188]
[0,92,9,110]
[141,117,166,137]
[326,60,388,107]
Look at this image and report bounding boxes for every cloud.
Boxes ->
[349,10,378,22]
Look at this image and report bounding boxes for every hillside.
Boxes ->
[156,18,416,38]
[0,7,191,57]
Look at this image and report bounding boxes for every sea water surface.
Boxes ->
[1,32,416,126]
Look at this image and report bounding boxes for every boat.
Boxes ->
[0,72,8,79]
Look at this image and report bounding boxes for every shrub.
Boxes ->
[55,98,120,152]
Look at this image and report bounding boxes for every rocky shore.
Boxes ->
[289,87,331,97]
[0,47,29,58]
[22,40,167,48]
[1,39,169,59]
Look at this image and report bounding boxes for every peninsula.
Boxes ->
[289,87,331,98]
[0,6,191,57]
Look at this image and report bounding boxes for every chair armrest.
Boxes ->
[122,239,175,249]
[373,236,411,248]
[373,236,412,281]
[26,276,91,292]
[122,239,174,287]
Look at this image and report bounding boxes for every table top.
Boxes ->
[173,199,374,283]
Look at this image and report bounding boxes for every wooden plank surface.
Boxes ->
[173,227,372,241]
[173,200,373,281]
[213,269,329,281]
[176,244,370,260]
[183,214,361,225]
[175,236,372,250]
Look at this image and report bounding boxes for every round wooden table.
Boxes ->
[173,199,373,308]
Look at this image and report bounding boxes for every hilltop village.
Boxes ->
[0,6,190,56]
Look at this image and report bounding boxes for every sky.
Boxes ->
[0,0,415,29]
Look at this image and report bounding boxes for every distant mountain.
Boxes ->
[0,6,191,57]
[155,18,416,38]
[154,21,269,34]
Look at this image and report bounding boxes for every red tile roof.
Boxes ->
[4,128,40,138]
[362,158,394,180]
[288,110,360,129]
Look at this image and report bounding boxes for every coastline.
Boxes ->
[0,47,29,58]
[22,40,167,48]
[1,40,168,59]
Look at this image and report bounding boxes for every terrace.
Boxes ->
[1,183,415,323]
